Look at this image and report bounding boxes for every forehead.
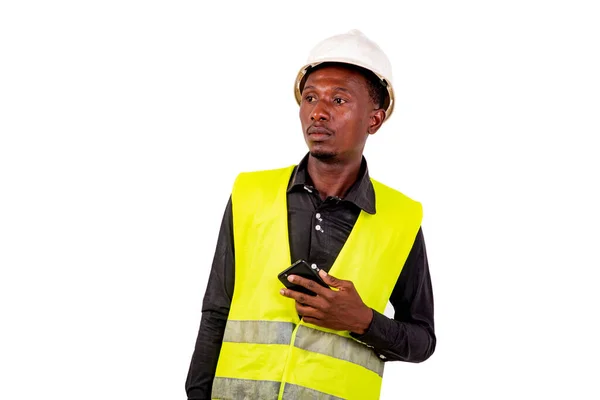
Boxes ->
[303,65,369,92]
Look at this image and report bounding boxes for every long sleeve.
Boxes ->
[185,197,235,399]
[351,227,436,362]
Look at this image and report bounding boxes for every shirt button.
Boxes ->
[316,213,321,219]
[311,263,318,270]
[379,354,387,360]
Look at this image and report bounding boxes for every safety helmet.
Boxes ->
[294,29,395,120]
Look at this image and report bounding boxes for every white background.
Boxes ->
[1,1,599,399]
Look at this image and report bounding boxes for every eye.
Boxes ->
[333,98,346,105]
[304,95,315,103]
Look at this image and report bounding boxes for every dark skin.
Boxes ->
[280,270,374,334]
[299,65,386,199]
[280,65,386,334]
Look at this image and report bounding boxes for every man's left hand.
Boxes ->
[279,270,373,335]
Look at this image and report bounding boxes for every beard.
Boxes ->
[309,150,337,161]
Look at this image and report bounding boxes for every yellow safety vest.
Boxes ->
[212,166,423,400]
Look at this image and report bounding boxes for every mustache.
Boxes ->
[307,124,334,135]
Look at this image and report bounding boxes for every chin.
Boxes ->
[309,150,337,161]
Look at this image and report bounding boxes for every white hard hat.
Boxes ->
[294,29,395,120]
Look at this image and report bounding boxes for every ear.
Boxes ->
[367,109,386,135]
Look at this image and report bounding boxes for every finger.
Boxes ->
[295,303,324,319]
[318,269,346,289]
[280,287,319,307]
[287,274,331,297]
[302,316,325,327]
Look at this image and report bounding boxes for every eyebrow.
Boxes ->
[303,85,351,93]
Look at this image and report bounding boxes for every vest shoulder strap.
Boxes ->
[232,165,295,216]
[371,178,423,224]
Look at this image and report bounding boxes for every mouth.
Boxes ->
[307,126,333,140]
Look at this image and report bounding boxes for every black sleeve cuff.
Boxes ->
[350,309,391,358]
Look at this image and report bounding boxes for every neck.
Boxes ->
[306,154,363,201]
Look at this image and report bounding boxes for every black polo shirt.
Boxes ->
[185,154,436,399]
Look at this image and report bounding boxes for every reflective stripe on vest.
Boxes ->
[211,378,343,400]
[211,377,280,400]
[295,325,384,377]
[222,320,383,376]
[223,320,294,345]
[282,383,345,400]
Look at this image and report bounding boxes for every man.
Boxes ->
[186,29,435,400]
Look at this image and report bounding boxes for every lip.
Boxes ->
[307,126,333,136]
[308,133,331,142]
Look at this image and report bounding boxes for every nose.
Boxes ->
[310,102,329,121]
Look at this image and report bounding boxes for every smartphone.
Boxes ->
[278,259,330,296]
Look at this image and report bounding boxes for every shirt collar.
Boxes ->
[287,153,376,214]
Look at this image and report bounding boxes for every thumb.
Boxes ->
[319,269,342,288]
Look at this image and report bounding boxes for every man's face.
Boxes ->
[299,65,380,162]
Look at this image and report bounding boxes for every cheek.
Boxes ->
[337,110,360,131]
[299,105,309,122]
[340,116,369,143]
